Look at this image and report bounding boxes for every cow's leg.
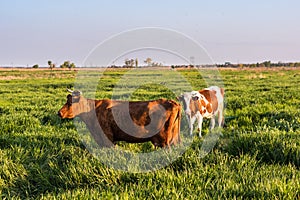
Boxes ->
[197,115,203,137]
[218,109,224,127]
[210,117,216,131]
[185,114,191,129]
[189,116,196,136]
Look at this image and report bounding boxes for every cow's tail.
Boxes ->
[176,105,181,144]
[220,87,225,98]
[219,87,225,127]
[170,103,181,146]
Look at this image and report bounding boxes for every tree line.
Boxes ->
[217,61,300,68]
[31,60,300,69]
[32,60,76,70]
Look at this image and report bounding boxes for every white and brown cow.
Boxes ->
[58,90,181,148]
[178,86,224,137]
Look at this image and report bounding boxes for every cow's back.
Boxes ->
[199,89,218,114]
[95,99,181,147]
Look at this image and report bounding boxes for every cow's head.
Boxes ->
[58,89,87,119]
[177,92,193,117]
[178,91,206,117]
[191,91,201,101]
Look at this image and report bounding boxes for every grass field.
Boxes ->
[0,67,300,199]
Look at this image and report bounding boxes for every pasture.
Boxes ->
[0,67,300,199]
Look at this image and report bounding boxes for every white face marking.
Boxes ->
[182,93,192,116]
[178,93,192,116]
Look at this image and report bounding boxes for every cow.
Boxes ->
[58,89,181,148]
[177,86,224,137]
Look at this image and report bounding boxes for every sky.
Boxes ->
[1,0,300,67]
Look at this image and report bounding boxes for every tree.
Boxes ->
[151,62,163,67]
[124,58,135,68]
[69,62,76,70]
[144,58,152,66]
[48,60,52,68]
[124,58,130,67]
[32,64,39,69]
[295,62,300,67]
[64,61,70,69]
[48,60,55,70]
[263,61,271,68]
[135,58,138,68]
[249,63,256,68]
[60,61,71,69]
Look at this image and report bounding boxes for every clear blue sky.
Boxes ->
[1,0,299,66]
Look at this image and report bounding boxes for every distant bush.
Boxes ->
[32,64,39,68]
[60,61,76,70]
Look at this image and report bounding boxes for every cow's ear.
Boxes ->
[72,91,82,97]
[192,96,199,101]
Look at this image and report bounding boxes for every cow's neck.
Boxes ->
[78,99,113,147]
[190,100,199,117]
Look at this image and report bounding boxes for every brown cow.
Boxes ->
[58,90,181,148]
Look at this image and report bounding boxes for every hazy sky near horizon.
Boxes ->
[1,0,300,66]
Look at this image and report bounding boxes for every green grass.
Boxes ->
[0,68,300,199]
